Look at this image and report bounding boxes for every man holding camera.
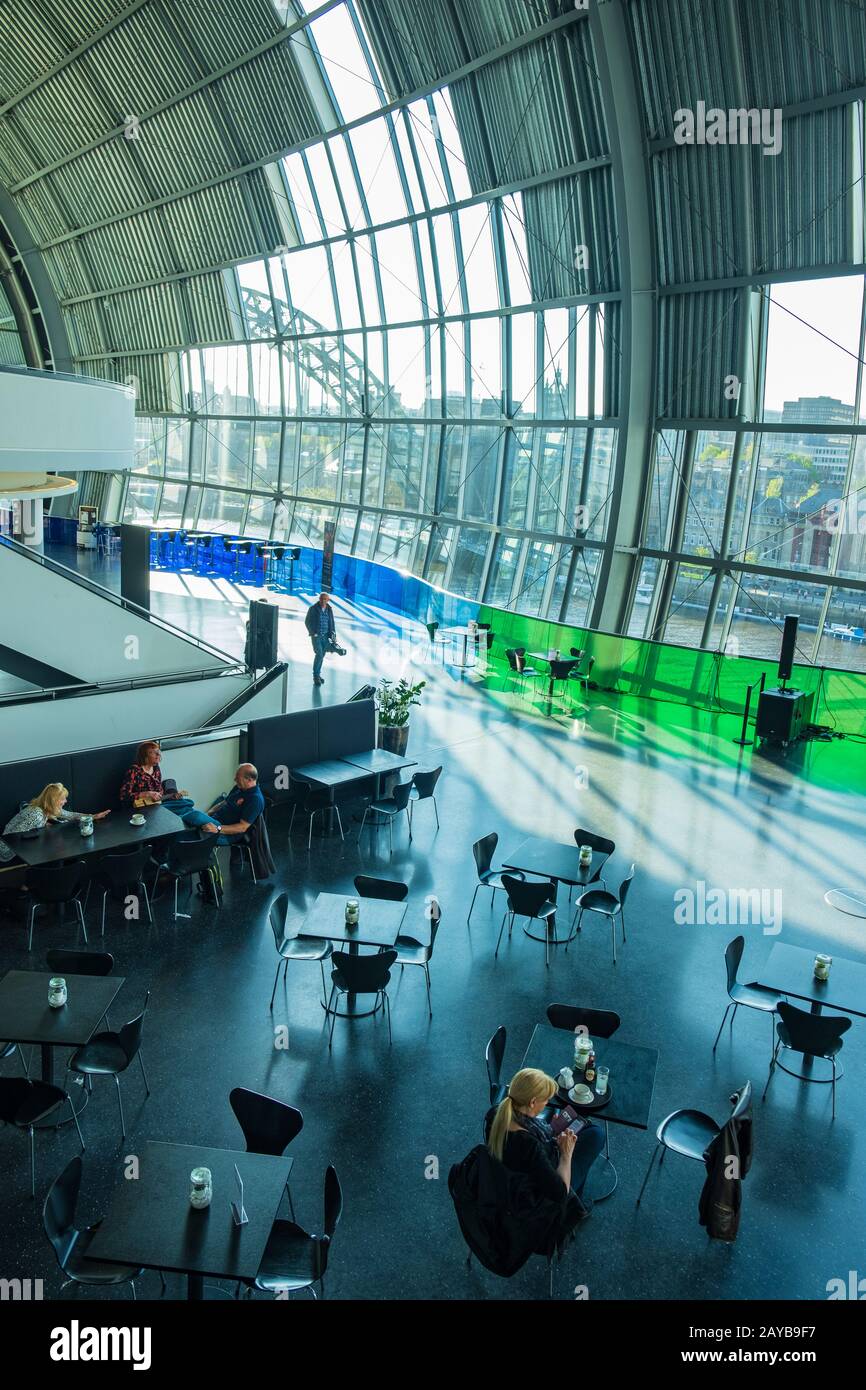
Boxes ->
[305,591,343,685]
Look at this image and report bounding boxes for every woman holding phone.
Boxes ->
[486,1067,604,1217]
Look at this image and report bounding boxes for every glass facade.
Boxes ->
[115,1,866,670]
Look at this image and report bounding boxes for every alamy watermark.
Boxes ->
[674,880,782,935]
[674,101,782,157]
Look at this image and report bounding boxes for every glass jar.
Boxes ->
[579,843,593,866]
[190,1167,213,1209]
[345,899,359,927]
[79,817,94,837]
[813,954,832,981]
[48,976,67,1009]
[574,1036,593,1071]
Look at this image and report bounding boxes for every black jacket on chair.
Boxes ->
[698,1084,753,1242]
[448,1144,579,1277]
[247,814,276,879]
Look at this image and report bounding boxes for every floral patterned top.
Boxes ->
[0,806,85,863]
[119,763,163,807]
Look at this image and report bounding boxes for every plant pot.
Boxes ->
[378,723,410,756]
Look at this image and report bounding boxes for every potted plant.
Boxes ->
[376,678,426,755]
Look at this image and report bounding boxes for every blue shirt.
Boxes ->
[318,605,331,637]
[214,784,265,828]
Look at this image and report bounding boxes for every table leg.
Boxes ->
[187,1273,233,1301]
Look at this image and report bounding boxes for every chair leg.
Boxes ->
[69,1095,86,1152]
[335,806,345,842]
[319,957,327,1001]
[359,807,369,841]
[433,796,439,829]
[494,910,508,958]
[141,879,153,924]
[762,1041,780,1102]
[388,818,393,855]
[636,1141,661,1206]
[712,1002,732,1052]
[101,891,107,937]
[424,963,432,1017]
[831,1057,837,1120]
[27,903,37,952]
[308,813,314,851]
[288,805,296,836]
[467,884,480,924]
[287,1183,296,1221]
[29,1125,36,1198]
[76,899,88,945]
[385,991,392,1045]
[138,1050,151,1094]
[114,1073,126,1138]
[327,988,338,1050]
[610,914,616,965]
[270,961,282,1010]
[620,907,626,942]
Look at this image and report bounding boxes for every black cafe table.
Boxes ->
[756,942,866,1080]
[298,891,406,1017]
[502,835,611,947]
[522,1023,659,1200]
[0,969,125,1123]
[86,1141,293,1300]
[4,803,187,869]
[341,748,417,799]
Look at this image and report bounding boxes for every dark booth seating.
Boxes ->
[247,700,376,803]
[0,755,74,828]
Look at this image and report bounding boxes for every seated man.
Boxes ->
[182,764,265,845]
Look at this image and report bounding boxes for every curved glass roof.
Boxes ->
[1,0,865,663]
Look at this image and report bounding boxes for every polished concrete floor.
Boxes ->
[1,547,865,1300]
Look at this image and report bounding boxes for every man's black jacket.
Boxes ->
[305,602,336,641]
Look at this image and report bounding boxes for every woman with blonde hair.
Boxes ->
[486,1067,604,1218]
[0,783,110,865]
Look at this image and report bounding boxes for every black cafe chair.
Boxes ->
[240,1165,342,1300]
[45,948,116,1045]
[359,780,413,853]
[43,1156,164,1297]
[268,893,331,1009]
[326,951,397,1050]
[353,875,409,902]
[0,1040,30,1077]
[485,1025,507,1107]
[408,767,442,833]
[66,993,151,1140]
[289,784,345,850]
[0,1077,85,1197]
[713,936,786,1063]
[151,837,222,920]
[636,1081,752,1208]
[393,902,441,1017]
[547,1004,621,1200]
[87,846,154,936]
[26,861,89,952]
[495,874,558,967]
[468,832,524,924]
[572,830,615,891]
[571,865,635,966]
[229,1087,303,1221]
[762,1002,852,1120]
[548,659,578,712]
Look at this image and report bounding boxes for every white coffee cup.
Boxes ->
[130,814,146,826]
[569,1083,593,1104]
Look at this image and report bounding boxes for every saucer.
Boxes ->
[129,817,146,826]
[569,1085,593,1104]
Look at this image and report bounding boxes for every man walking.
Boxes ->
[305,591,337,685]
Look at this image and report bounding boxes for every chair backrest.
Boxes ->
[412,767,442,799]
[501,873,557,916]
[425,622,439,640]
[618,864,636,907]
[117,992,150,1065]
[485,1025,506,1094]
[728,1078,752,1125]
[546,1004,621,1039]
[354,875,408,902]
[166,837,219,874]
[45,949,114,977]
[573,829,615,858]
[95,845,153,892]
[42,1155,82,1270]
[504,649,519,673]
[472,833,497,879]
[27,861,88,903]
[724,936,745,993]
[550,659,576,680]
[777,1002,852,1057]
[485,631,495,651]
[389,781,414,812]
[331,949,397,994]
[569,647,584,660]
[269,893,289,951]
[584,656,595,677]
[229,1086,303,1156]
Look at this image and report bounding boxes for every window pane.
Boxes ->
[764,277,862,420]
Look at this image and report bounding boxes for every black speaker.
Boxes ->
[245,599,279,670]
[120,524,150,612]
[778,614,799,683]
